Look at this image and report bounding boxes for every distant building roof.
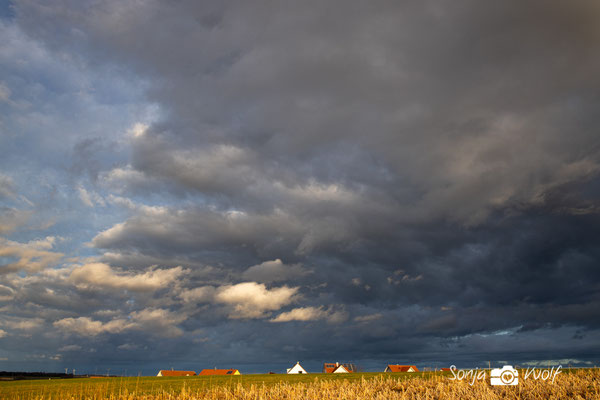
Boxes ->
[385,365,419,372]
[157,370,196,377]
[198,369,240,375]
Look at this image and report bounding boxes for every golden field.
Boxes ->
[1,369,598,399]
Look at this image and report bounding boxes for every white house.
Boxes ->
[332,364,349,373]
[287,361,308,374]
[323,362,351,373]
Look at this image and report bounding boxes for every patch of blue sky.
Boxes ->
[0,18,157,265]
[0,0,14,20]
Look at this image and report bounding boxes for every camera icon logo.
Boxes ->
[490,365,519,385]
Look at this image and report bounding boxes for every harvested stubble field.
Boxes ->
[0,369,598,399]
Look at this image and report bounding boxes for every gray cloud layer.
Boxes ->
[0,0,599,373]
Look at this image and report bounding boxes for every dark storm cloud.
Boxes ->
[20,0,599,224]
[3,0,600,371]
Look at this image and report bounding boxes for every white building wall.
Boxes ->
[333,365,349,373]
[287,362,308,374]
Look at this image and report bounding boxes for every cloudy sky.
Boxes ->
[1,0,599,374]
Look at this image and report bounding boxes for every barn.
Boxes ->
[286,362,308,374]
[156,370,196,377]
[385,365,419,372]
[198,368,240,375]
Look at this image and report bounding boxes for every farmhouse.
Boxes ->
[385,365,419,372]
[322,362,350,373]
[156,370,196,377]
[198,368,240,375]
[286,361,308,374]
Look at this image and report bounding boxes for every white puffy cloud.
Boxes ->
[180,281,300,319]
[241,259,309,283]
[69,262,185,292]
[53,316,131,336]
[270,306,349,324]
[270,306,327,322]
[53,308,187,338]
[214,282,299,319]
[1,317,44,331]
[0,237,63,274]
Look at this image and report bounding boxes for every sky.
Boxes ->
[1,0,599,375]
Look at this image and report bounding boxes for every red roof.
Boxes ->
[158,370,196,376]
[198,369,239,375]
[386,365,419,372]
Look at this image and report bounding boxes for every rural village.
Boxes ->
[156,362,421,377]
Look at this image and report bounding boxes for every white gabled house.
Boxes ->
[323,362,350,373]
[332,364,349,373]
[287,361,308,374]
